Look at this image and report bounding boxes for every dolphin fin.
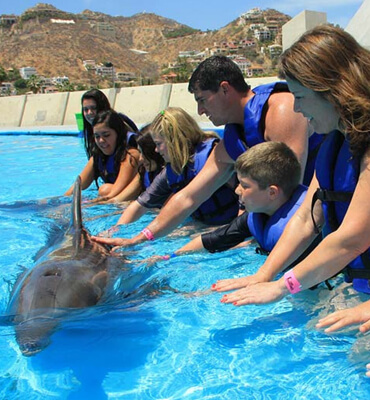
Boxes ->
[71,176,83,232]
[67,176,85,252]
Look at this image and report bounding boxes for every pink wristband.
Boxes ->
[141,228,155,241]
[284,270,302,294]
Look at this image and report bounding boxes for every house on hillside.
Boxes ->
[19,66,37,79]
[96,22,115,37]
[116,71,136,82]
[230,56,251,75]
[0,15,17,26]
[95,64,115,78]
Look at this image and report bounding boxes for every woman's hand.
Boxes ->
[316,300,370,333]
[211,270,271,292]
[97,226,119,238]
[218,280,287,306]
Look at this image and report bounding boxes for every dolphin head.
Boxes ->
[15,316,58,356]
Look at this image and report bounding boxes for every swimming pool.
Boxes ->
[0,135,369,399]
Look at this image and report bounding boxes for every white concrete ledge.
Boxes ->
[0,77,279,132]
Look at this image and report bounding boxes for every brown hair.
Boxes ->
[279,25,370,159]
[235,142,301,197]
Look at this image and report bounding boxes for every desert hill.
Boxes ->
[0,3,291,87]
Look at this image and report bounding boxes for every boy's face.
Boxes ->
[235,173,272,214]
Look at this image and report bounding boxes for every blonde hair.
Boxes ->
[150,107,219,174]
[279,24,370,158]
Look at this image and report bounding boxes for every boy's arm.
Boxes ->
[201,212,251,253]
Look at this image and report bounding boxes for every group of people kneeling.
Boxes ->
[64,25,370,376]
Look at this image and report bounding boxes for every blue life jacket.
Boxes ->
[143,167,163,189]
[313,130,370,293]
[143,171,151,189]
[223,81,325,186]
[127,131,138,148]
[166,138,239,225]
[248,185,307,253]
[97,153,117,184]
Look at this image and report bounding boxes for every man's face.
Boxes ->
[193,84,229,126]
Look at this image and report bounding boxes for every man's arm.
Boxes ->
[265,92,309,183]
[91,141,235,249]
[134,140,235,243]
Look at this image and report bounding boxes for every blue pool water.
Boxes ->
[0,135,369,399]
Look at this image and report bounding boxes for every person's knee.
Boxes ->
[98,183,112,197]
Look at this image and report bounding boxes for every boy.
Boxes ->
[162,142,320,258]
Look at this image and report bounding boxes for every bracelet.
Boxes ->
[161,253,177,261]
[141,228,155,241]
[284,270,302,294]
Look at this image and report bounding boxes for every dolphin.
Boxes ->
[7,176,126,356]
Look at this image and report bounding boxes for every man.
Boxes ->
[92,56,322,250]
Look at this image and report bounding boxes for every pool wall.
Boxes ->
[0,77,278,135]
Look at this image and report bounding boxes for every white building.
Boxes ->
[96,65,115,78]
[19,66,37,79]
[232,57,252,75]
[346,0,370,49]
[116,71,136,81]
[52,76,69,85]
[254,28,271,41]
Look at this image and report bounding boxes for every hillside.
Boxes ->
[0,3,291,87]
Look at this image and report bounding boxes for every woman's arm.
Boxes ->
[64,157,95,196]
[221,150,370,306]
[116,200,148,225]
[98,149,140,200]
[103,174,143,203]
[213,173,322,292]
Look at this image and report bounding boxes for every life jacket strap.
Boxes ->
[310,188,353,234]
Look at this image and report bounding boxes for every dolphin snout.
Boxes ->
[19,337,51,357]
[16,317,56,357]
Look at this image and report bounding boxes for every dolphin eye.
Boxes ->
[43,269,61,277]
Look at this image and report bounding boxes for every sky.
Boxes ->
[0,0,364,30]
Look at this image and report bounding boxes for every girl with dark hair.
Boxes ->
[97,128,166,204]
[81,89,138,159]
[65,110,141,201]
[137,129,165,190]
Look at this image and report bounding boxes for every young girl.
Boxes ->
[137,130,166,190]
[92,107,240,248]
[65,110,141,201]
[100,129,166,204]
[80,89,138,159]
